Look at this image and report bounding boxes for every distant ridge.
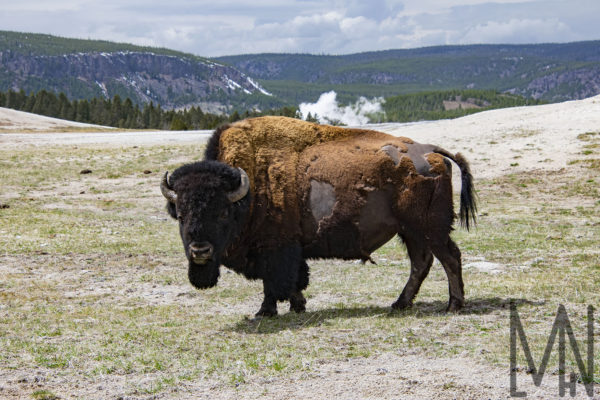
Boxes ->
[1,30,600,110]
[216,41,600,104]
[0,30,280,112]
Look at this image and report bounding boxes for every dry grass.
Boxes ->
[0,133,599,398]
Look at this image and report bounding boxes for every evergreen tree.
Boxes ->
[229,110,241,122]
[23,92,36,112]
[111,95,122,126]
[76,99,90,122]
[58,93,71,120]
[170,116,188,131]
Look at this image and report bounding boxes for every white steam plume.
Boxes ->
[299,91,385,126]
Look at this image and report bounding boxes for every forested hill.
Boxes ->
[217,41,600,104]
[2,30,600,112]
[0,31,280,112]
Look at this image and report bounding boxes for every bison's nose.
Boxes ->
[189,242,213,263]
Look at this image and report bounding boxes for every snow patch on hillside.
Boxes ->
[246,77,272,96]
[223,75,251,94]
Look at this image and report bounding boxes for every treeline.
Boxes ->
[0,88,546,128]
[0,89,299,130]
[382,89,545,122]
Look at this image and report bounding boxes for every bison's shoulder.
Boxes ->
[212,116,379,205]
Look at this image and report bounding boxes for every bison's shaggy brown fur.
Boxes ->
[167,116,476,316]
[210,117,374,242]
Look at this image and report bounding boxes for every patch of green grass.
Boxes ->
[31,390,60,400]
[577,131,600,141]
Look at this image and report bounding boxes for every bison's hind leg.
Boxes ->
[392,234,434,310]
[431,238,464,312]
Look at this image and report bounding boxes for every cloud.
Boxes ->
[460,18,575,44]
[339,16,379,38]
[0,0,598,56]
[342,0,404,21]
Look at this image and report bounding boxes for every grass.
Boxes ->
[0,136,599,398]
[31,390,60,400]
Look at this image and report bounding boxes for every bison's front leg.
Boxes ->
[255,244,304,317]
[256,290,278,317]
[289,290,307,313]
[289,259,309,313]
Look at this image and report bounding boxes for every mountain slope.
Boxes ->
[2,30,600,111]
[0,31,281,112]
[217,42,600,103]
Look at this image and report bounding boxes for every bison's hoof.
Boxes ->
[446,298,464,312]
[289,293,307,313]
[391,299,412,310]
[290,303,306,313]
[255,308,278,318]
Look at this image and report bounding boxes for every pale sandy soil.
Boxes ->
[0,107,211,146]
[179,352,597,400]
[3,95,600,178]
[371,94,600,179]
[1,98,599,399]
[0,107,110,132]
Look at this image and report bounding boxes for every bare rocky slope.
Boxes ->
[2,31,600,111]
[0,31,278,112]
[1,50,276,112]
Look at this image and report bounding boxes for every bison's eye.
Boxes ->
[219,209,229,221]
[177,213,183,222]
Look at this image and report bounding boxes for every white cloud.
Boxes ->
[459,18,576,44]
[397,0,545,16]
[0,0,598,56]
[339,16,379,38]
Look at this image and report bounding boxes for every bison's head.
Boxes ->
[161,161,251,289]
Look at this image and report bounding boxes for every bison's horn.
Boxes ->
[227,168,249,203]
[161,171,177,203]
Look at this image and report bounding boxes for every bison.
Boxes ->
[161,116,476,316]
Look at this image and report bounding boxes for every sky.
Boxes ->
[1,0,599,57]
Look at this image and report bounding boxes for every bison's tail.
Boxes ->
[432,147,477,230]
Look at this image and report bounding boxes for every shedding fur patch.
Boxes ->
[380,145,402,165]
[309,180,336,222]
[426,153,449,175]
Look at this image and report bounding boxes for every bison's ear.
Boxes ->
[166,201,177,219]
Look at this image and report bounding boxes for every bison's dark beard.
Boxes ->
[188,261,220,289]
